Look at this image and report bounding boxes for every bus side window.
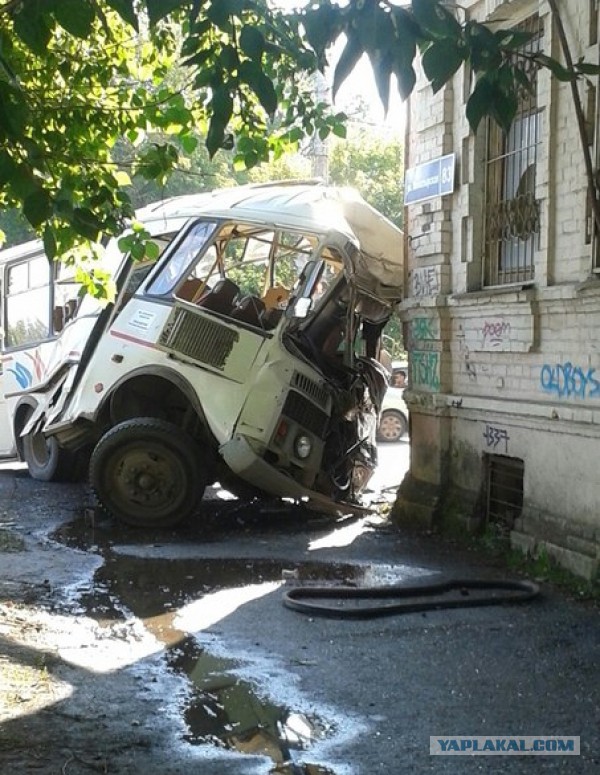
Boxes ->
[5,256,51,348]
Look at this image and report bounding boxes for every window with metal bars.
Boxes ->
[484,16,543,287]
[485,454,524,531]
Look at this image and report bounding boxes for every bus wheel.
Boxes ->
[89,417,206,528]
[21,415,73,482]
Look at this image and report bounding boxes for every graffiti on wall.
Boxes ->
[483,424,510,454]
[410,266,440,298]
[457,325,477,382]
[411,316,437,341]
[540,362,600,400]
[481,319,511,349]
[412,350,440,391]
[410,316,439,352]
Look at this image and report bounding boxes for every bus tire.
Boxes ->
[89,417,206,528]
[21,419,74,482]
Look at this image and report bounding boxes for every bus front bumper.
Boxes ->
[219,434,370,517]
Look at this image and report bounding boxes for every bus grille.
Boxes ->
[282,390,329,439]
[159,307,238,370]
[292,371,330,409]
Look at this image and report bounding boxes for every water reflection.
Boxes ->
[50,518,347,773]
[171,641,334,773]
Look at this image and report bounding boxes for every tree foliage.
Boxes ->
[329,130,403,227]
[0,0,598,291]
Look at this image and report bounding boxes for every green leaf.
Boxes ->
[206,117,227,158]
[131,241,146,260]
[422,38,465,93]
[255,72,278,117]
[105,0,138,29]
[53,0,95,38]
[23,189,52,228]
[145,240,161,260]
[489,86,518,133]
[240,26,265,61]
[466,77,494,133]
[369,51,392,112]
[412,0,462,39]
[332,33,363,99]
[0,152,19,186]
[466,22,502,73]
[118,234,135,253]
[146,0,187,26]
[392,57,416,101]
[302,3,342,58]
[206,0,238,30]
[494,29,533,50]
[72,208,103,241]
[183,49,213,68]
[535,53,574,82]
[0,82,30,138]
[210,86,234,128]
[575,62,600,76]
[12,6,52,56]
[180,133,199,154]
[239,62,277,116]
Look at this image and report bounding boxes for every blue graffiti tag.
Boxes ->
[540,362,600,400]
[7,362,33,389]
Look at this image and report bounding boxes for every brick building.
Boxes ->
[397,0,600,579]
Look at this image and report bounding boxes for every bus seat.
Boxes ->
[178,277,205,302]
[230,295,265,328]
[196,278,239,315]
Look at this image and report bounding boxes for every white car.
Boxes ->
[377,386,408,443]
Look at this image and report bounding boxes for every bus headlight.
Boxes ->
[294,434,312,460]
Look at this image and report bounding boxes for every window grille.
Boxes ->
[484,16,543,286]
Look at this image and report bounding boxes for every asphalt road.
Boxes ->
[0,447,598,774]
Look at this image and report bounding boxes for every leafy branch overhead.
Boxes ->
[0,0,598,282]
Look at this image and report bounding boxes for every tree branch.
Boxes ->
[547,0,600,235]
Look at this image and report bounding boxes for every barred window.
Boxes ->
[484,16,543,287]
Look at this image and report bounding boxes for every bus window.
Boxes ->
[4,256,51,348]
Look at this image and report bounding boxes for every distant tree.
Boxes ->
[329,131,403,227]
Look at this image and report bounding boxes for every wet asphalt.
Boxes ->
[0,453,598,774]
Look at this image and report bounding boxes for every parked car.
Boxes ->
[390,360,408,388]
[377,386,409,443]
[12,182,404,527]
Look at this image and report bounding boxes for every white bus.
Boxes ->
[0,196,198,480]
[5,183,405,527]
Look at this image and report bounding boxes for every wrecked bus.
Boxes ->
[11,182,404,526]
[0,199,194,480]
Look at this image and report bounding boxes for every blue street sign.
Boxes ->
[404,153,456,205]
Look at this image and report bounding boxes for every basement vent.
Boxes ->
[485,454,524,530]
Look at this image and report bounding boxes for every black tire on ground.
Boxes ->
[89,417,206,528]
[21,409,76,482]
[376,410,408,443]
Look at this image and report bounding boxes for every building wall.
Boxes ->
[399,0,600,578]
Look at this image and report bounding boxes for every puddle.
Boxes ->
[48,505,427,773]
[49,515,392,773]
[54,550,344,772]
[171,639,335,774]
